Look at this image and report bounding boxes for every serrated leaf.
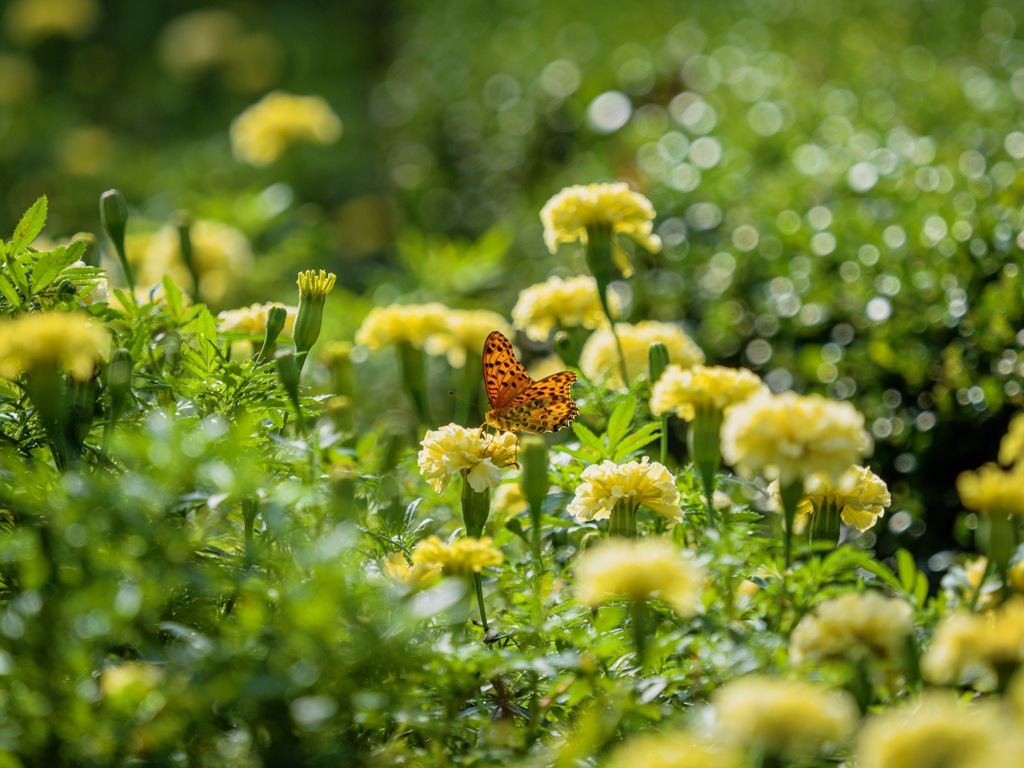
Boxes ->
[570,421,606,455]
[29,246,75,294]
[0,271,22,307]
[161,275,183,317]
[854,554,903,594]
[605,397,635,448]
[10,197,47,256]
[612,423,661,462]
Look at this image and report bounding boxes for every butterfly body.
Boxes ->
[482,331,579,434]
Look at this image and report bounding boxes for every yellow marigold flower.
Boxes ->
[855,693,1022,768]
[355,303,450,351]
[1000,413,1024,468]
[574,538,703,616]
[773,465,891,532]
[580,321,704,387]
[217,302,297,336]
[382,553,440,587]
[140,220,254,305]
[721,391,872,487]
[922,596,1024,685]
[605,731,743,768]
[423,308,512,368]
[956,462,1024,516]
[410,535,503,577]
[492,482,528,517]
[541,183,661,276]
[567,457,682,523]
[712,676,858,759]
[417,423,518,493]
[230,91,342,166]
[511,275,619,342]
[790,591,913,665]
[650,364,766,420]
[0,312,106,381]
[4,0,100,44]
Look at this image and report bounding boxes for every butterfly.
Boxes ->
[482,330,579,434]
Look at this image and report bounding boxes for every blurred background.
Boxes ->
[3,0,1023,568]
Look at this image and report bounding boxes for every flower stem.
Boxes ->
[779,481,804,568]
[609,502,637,538]
[473,571,489,634]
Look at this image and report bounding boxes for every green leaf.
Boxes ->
[605,397,635,448]
[9,196,47,256]
[30,245,76,295]
[571,421,606,455]
[0,271,22,307]
[854,554,903,594]
[162,274,183,318]
[612,422,661,462]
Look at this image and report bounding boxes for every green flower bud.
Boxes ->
[100,189,133,291]
[647,341,670,386]
[257,305,288,363]
[520,436,549,529]
[106,348,133,422]
[294,269,337,369]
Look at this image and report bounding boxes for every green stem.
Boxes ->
[631,600,651,667]
[473,572,489,634]
[659,415,669,467]
[779,481,804,568]
[609,501,637,538]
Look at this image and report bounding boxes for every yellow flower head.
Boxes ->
[541,183,661,276]
[140,220,253,305]
[354,303,451,351]
[423,308,512,368]
[790,591,913,665]
[721,391,872,487]
[492,482,529,517]
[1000,413,1024,468]
[574,537,703,616]
[650,364,766,421]
[922,596,1024,685]
[417,423,518,493]
[511,275,619,342]
[777,465,891,532]
[711,675,858,758]
[580,321,704,388]
[217,302,297,336]
[297,269,336,300]
[0,311,106,381]
[567,457,682,523]
[410,535,503,577]
[957,462,1024,516]
[382,552,441,588]
[605,731,743,768]
[230,91,342,166]
[5,0,100,44]
[855,693,1022,768]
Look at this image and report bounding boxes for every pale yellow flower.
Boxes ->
[574,538,703,616]
[492,482,529,517]
[721,391,872,487]
[157,10,243,76]
[774,465,891,532]
[605,731,743,768]
[382,553,440,587]
[4,0,100,44]
[230,91,342,166]
[511,275,619,342]
[855,693,1023,768]
[423,308,512,368]
[217,302,297,336]
[957,462,1024,516]
[580,321,704,387]
[1000,413,1024,468]
[922,597,1024,685]
[790,591,913,665]
[354,303,450,351]
[410,535,503,577]
[417,423,518,494]
[711,676,858,758]
[567,458,682,523]
[650,364,766,420]
[541,183,661,276]
[0,312,106,381]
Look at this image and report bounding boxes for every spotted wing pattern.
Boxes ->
[482,330,579,434]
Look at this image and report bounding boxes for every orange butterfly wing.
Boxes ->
[482,331,579,434]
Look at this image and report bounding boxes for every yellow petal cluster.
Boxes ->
[0,311,106,381]
[921,596,1024,685]
[721,392,872,487]
[511,275,618,342]
[417,424,518,493]
[382,553,441,587]
[423,308,512,368]
[230,91,342,166]
[782,465,891,532]
[711,676,858,758]
[855,693,1023,768]
[410,535,503,577]
[138,220,254,305]
[297,269,336,300]
[956,462,1024,517]
[650,364,766,420]
[574,538,703,616]
[605,731,743,768]
[999,413,1024,467]
[567,457,682,523]
[790,591,913,665]
[579,321,704,387]
[354,303,451,351]
[217,302,297,336]
[540,183,661,275]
